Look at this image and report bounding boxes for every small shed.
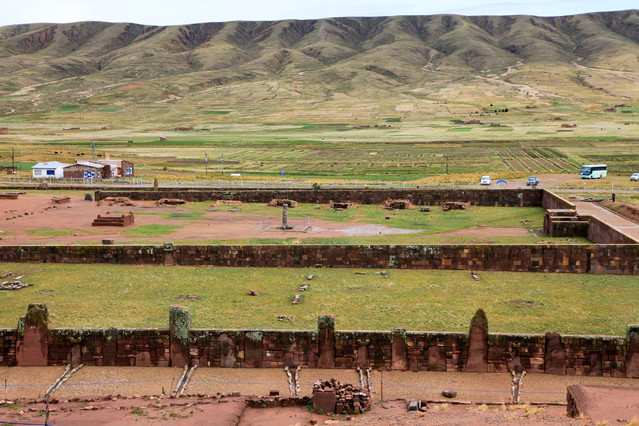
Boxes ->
[63,161,110,179]
[94,155,134,178]
[32,161,69,179]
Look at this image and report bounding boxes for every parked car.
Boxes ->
[527,176,540,186]
[480,176,491,185]
[631,173,639,181]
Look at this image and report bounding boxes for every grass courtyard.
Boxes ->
[0,264,637,336]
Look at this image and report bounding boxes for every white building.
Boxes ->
[31,161,69,179]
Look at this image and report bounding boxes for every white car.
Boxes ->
[631,173,639,181]
[480,176,491,185]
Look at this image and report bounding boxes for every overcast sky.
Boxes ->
[2,0,636,27]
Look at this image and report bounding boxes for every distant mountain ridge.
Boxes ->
[0,10,638,120]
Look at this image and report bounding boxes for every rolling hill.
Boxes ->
[0,11,638,123]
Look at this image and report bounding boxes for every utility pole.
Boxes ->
[205,153,208,176]
[445,154,449,174]
[11,148,15,170]
[92,140,95,160]
[221,153,224,176]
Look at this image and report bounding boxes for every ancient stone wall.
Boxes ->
[0,329,17,366]
[95,188,543,207]
[587,216,639,244]
[0,245,165,264]
[46,328,170,366]
[4,306,637,377]
[1,244,638,274]
[542,190,576,211]
[546,220,590,238]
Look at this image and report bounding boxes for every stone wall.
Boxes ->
[1,244,638,274]
[587,216,639,244]
[95,188,543,207]
[542,190,576,211]
[3,306,637,378]
[0,329,17,366]
[546,220,590,238]
[0,245,165,264]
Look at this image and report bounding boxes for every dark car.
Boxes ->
[527,176,539,187]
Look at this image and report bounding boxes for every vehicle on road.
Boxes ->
[631,173,639,181]
[580,164,607,179]
[480,176,491,185]
[527,176,539,187]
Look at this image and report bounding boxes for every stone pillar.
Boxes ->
[243,331,263,368]
[317,315,335,368]
[356,337,370,369]
[163,242,175,266]
[465,308,488,372]
[169,305,191,368]
[544,331,566,375]
[428,345,446,371]
[153,178,159,190]
[220,333,237,367]
[17,303,49,366]
[283,204,289,228]
[391,329,408,370]
[626,325,639,378]
[278,204,293,230]
[102,327,118,366]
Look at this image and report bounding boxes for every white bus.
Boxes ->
[580,164,607,179]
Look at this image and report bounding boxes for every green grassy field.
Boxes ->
[0,264,636,335]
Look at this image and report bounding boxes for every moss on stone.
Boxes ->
[245,331,263,341]
[469,308,488,333]
[169,305,191,347]
[628,325,639,342]
[317,315,335,331]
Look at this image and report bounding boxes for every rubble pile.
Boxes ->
[98,197,136,207]
[268,199,299,208]
[1,280,31,290]
[156,198,186,205]
[212,200,243,207]
[312,379,372,415]
[381,199,415,210]
[330,201,355,210]
[442,201,471,211]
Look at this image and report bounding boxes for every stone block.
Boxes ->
[465,309,488,372]
[312,390,337,414]
[16,304,48,366]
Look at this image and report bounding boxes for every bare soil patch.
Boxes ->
[0,193,422,244]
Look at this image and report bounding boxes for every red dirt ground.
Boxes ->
[0,193,426,244]
[2,367,638,425]
[0,398,585,425]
